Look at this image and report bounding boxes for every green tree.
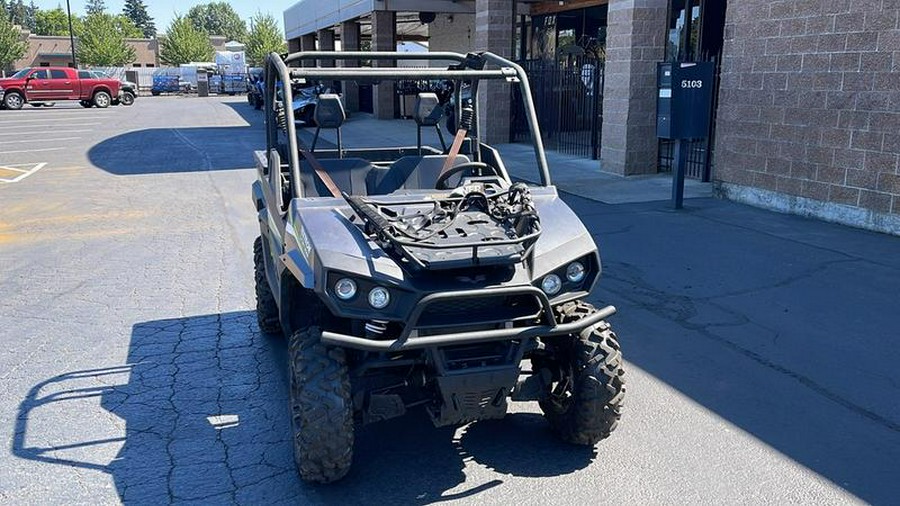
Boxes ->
[0,11,27,71]
[122,0,154,38]
[34,7,83,36]
[76,12,136,65]
[186,2,246,42]
[7,0,37,31]
[159,14,213,65]
[85,0,105,15]
[113,14,142,38]
[246,12,285,67]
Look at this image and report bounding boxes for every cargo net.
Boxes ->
[344,183,541,270]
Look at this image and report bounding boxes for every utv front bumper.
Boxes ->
[321,285,616,351]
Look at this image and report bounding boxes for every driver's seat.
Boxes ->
[368,154,471,194]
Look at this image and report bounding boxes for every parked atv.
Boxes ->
[252,50,624,483]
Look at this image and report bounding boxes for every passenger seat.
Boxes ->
[367,154,472,195]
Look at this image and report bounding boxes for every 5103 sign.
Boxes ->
[681,80,703,88]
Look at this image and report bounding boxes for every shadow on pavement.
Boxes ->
[13,311,594,503]
[87,102,265,175]
[563,194,900,504]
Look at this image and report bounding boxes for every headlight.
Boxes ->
[368,287,390,309]
[334,278,357,300]
[541,274,562,295]
[566,262,586,283]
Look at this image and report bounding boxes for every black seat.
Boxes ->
[299,157,373,197]
[367,154,472,195]
[311,94,346,154]
[413,93,446,153]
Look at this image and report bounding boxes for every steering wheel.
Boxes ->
[435,162,500,190]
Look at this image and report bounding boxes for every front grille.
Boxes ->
[416,293,542,329]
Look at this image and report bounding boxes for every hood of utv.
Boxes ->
[284,186,598,293]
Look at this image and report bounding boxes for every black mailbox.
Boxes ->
[657,62,715,140]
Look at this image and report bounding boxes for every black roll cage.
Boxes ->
[263,50,552,200]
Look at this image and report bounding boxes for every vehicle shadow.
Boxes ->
[86,101,265,175]
[13,311,594,504]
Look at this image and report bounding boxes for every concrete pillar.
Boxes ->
[300,33,317,67]
[600,0,668,176]
[340,20,361,113]
[316,28,335,67]
[371,10,397,119]
[475,0,515,144]
[288,38,301,54]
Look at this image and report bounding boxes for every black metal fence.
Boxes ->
[658,138,712,180]
[511,58,604,159]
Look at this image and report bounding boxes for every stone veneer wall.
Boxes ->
[714,0,900,234]
[600,0,669,176]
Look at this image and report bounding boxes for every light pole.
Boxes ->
[65,0,77,67]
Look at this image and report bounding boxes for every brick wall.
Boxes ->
[715,0,900,226]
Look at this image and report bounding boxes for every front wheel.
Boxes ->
[80,100,92,108]
[120,91,135,106]
[536,301,625,445]
[93,90,111,108]
[289,326,354,483]
[3,92,24,110]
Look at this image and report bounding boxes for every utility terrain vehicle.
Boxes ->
[252,51,624,483]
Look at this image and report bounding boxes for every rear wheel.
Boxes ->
[289,326,354,483]
[93,90,111,108]
[80,100,92,108]
[536,301,625,445]
[253,236,282,334]
[3,92,24,110]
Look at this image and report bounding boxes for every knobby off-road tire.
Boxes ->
[538,301,625,445]
[289,326,354,483]
[253,236,282,334]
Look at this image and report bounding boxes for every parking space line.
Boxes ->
[0,137,80,145]
[0,162,47,183]
[0,124,99,131]
[0,147,64,155]
[0,130,92,136]
[0,118,103,124]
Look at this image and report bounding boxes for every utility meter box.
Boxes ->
[657,62,715,140]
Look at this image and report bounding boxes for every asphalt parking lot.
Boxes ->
[1,96,899,504]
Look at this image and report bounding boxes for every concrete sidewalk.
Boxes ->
[305,111,900,502]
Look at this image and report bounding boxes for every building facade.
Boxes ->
[714,0,900,233]
[10,30,231,71]
[283,0,899,234]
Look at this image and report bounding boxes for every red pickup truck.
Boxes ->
[0,67,123,110]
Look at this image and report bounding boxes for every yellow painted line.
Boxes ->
[0,168,24,179]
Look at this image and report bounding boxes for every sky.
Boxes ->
[30,0,286,32]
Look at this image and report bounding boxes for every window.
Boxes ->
[146,63,155,68]
[78,71,92,79]
[133,63,142,67]
[50,69,68,79]
[39,62,50,67]
[32,69,49,79]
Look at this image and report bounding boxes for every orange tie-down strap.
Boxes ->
[439,126,468,177]
[299,148,342,198]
